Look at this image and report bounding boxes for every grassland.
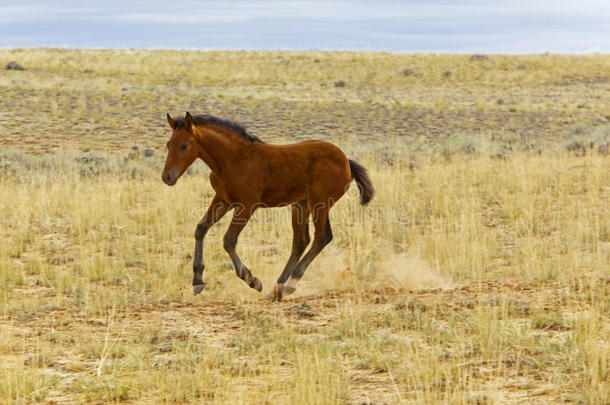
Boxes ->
[0,49,609,404]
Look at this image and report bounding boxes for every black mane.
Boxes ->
[175,114,262,143]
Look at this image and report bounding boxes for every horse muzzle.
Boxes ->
[162,169,178,186]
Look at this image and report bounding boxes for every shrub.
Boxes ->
[442,133,482,155]
[590,125,610,154]
[563,123,609,155]
[400,67,417,76]
[5,61,25,70]
[469,54,489,61]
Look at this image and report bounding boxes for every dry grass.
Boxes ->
[0,49,609,404]
[1,49,609,153]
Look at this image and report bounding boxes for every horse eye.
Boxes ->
[180,144,188,151]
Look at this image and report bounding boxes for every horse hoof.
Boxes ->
[272,284,283,302]
[249,277,263,292]
[283,278,298,296]
[193,283,205,295]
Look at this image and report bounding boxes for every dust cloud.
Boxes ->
[270,252,453,300]
[196,252,452,302]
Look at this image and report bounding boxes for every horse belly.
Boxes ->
[261,182,306,207]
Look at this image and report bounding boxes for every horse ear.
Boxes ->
[167,113,176,129]
[185,111,194,132]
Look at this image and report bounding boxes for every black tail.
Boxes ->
[349,159,375,206]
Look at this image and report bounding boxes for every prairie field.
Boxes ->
[0,49,609,404]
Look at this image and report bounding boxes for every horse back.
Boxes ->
[256,140,351,207]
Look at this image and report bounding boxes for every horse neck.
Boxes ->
[194,126,245,174]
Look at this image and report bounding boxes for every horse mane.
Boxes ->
[174,114,263,143]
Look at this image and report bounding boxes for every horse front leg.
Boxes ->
[192,195,229,295]
[223,204,263,292]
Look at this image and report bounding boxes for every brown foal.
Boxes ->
[162,112,374,301]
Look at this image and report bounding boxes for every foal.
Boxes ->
[162,112,374,301]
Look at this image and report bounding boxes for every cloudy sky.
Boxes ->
[0,0,608,52]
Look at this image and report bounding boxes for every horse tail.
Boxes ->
[349,159,375,206]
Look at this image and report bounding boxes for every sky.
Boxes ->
[0,0,608,52]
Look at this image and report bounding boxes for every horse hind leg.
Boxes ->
[282,206,333,298]
[272,200,310,301]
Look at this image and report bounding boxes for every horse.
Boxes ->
[162,112,374,301]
